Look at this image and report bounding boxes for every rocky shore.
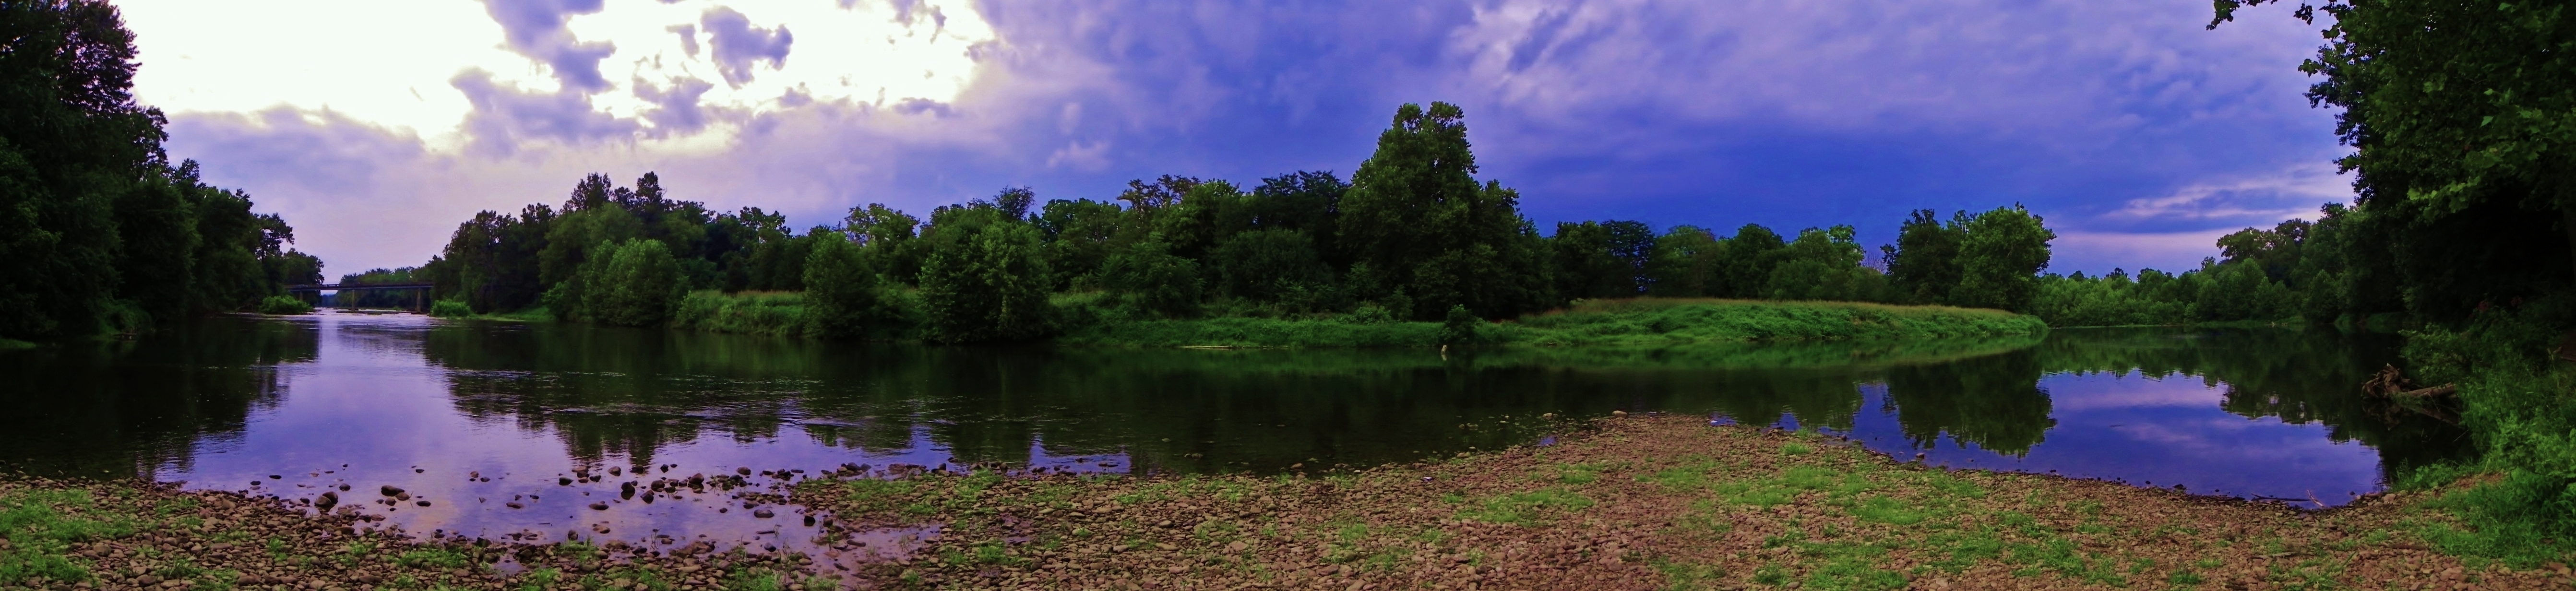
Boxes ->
[3,415,2568,590]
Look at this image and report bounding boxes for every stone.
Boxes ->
[379,485,403,497]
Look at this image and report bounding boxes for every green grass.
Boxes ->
[0,488,135,585]
[1061,297,2047,348]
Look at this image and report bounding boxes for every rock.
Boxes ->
[505,502,524,509]
[314,492,339,511]
[589,502,610,510]
[754,508,775,519]
[416,500,430,507]
[379,485,404,497]
[738,467,752,476]
[1612,410,1628,417]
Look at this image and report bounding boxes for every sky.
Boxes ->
[116,0,2349,277]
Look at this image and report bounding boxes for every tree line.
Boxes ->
[421,102,2062,343]
[0,1,321,342]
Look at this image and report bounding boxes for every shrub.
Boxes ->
[580,239,685,327]
[256,296,313,315]
[921,222,1052,343]
[802,233,892,339]
[1439,304,1480,344]
[427,299,472,318]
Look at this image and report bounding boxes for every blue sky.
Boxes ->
[119,0,2344,276]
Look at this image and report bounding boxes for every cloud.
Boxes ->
[2091,162,2349,232]
[451,70,640,154]
[132,0,2361,277]
[480,0,617,92]
[701,6,794,88]
[634,76,718,134]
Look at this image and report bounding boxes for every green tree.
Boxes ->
[919,204,1052,343]
[1765,226,1886,302]
[0,0,163,338]
[580,239,685,327]
[845,202,924,284]
[802,232,888,339]
[1644,226,1723,297]
[1336,102,1553,319]
[1884,209,1966,305]
[1035,198,1127,288]
[1717,225,1788,299]
[1099,237,1204,318]
[1948,205,2055,312]
[1207,228,1329,306]
[1550,221,1652,299]
[2217,0,2576,319]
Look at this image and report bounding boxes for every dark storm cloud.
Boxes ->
[701,6,792,88]
[451,70,639,154]
[480,0,615,92]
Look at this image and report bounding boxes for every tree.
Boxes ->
[1035,198,1126,288]
[1884,209,1966,305]
[919,204,1052,343]
[1717,225,1788,299]
[1337,102,1554,319]
[2216,0,2576,319]
[1948,205,2054,312]
[845,202,924,284]
[1207,228,1330,305]
[1098,237,1204,318]
[579,239,685,327]
[801,232,888,339]
[1765,226,1885,302]
[1554,220,1651,299]
[1645,226,1723,297]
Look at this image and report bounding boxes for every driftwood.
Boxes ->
[2361,364,2456,400]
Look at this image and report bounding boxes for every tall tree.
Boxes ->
[1336,102,1553,319]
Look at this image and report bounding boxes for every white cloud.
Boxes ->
[2101,161,2350,224]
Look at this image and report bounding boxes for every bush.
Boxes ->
[802,233,892,339]
[1439,304,1480,344]
[580,239,685,327]
[428,299,472,318]
[1098,238,1203,319]
[256,296,313,315]
[672,291,807,335]
[921,222,1052,343]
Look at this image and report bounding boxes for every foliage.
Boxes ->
[255,296,312,316]
[920,202,1054,343]
[1097,238,1203,319]
[566,239,685,327]
[1337,102,1554,319]
[1439,304,1481,345]
[800,232,892,339]
[0,1,312,339]
[428,299,472,318]
[1550,220,1653,299]
[1207,228,1331,307]
[671,290,807,336]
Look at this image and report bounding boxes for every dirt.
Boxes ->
[4,415,2570,590]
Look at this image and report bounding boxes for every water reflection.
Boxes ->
[0,315,2474,551]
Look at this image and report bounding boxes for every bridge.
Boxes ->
[283,283,436,311]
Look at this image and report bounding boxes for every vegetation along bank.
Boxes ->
[4,415,2563,590]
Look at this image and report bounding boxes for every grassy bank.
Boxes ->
[2,416,2554,590]
[1061,298,2048,348]
[780,415,2549,590]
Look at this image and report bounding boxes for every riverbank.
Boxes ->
[0,416,2555,590]
[778,415,2552,590]
[0,478,823,590]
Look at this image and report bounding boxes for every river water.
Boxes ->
[0,311,2472,552]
